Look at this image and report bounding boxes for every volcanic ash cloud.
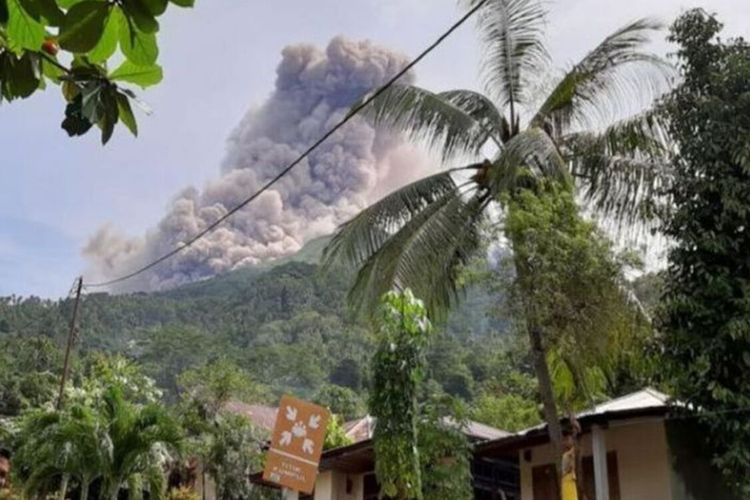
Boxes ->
[85,37,430,292]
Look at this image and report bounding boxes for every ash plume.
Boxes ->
[85,37,430,292]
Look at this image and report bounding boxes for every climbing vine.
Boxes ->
[370,289,472,499]
[370,289,432,500]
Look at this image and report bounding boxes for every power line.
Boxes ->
[84,0,490,289]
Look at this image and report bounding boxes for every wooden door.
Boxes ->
[532,464,560,500]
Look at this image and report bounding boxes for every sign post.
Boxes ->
[263,395,330,496]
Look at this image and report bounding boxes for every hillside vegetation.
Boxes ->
[0,243,517,412]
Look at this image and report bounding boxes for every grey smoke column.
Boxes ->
[85,37,430,292]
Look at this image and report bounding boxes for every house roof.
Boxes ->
[224,402,279,432]
[342,415,510,443]
[580,387,669,416]
[447,417,512,441]
[343,415,375,443]
[476,388,673,459]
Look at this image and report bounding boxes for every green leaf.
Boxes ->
[61,93,94,136]
[118,12,158,65]
[62,79,79,101]
[169,0,193,6]
[0,0,9,24]
[35,0,64,25]
[141,0,167,16]
[58,0,83,8]
[86,5,119,63]
[1,51,40,99]
[116,91,137,136]
[41,56,65,81]
[109,60,162,88]
[19,0,64,25]
[59,1,111,53]
[98,86,118,144]
[80,81,103,122]
[6,0,45,53]
[121,0,158,34]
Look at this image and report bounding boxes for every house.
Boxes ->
[477,388,738,500]
[249,389,738,500]
[249,416,515,500]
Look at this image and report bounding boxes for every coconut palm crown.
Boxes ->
[323,0,673,319]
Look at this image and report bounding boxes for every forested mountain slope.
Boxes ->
[0,241,511,405]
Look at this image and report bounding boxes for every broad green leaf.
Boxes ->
[86,5,119,63]
[59,1,111,53]
[80,82,105,123]
[141,0,167,16]
[116,92,137,136]
[121,0,158,34]
[110,60,162,88]
[169,0,193,6]
[35,0,64,25]
[0,0,8,24]
[62,79,79,101]
[118,13,158,65]
[41,56,65,81]
[97,86,118,144]
[1,52,39,98]
[6,0,45,53]
[57,0,84,8]
[19,0,64,26]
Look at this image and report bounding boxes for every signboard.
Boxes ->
[263,395,330,494]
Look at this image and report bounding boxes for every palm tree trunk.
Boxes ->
[526,320,563,467]
[59,474,70,500]
[511,250,564,478]
[79,479,90,500]
[105,478,121,500]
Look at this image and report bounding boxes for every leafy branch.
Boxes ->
[0,0,193,143]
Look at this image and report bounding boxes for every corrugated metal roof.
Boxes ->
[580,387,669,416]
[497,387,671,437]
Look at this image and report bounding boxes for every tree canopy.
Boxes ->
[0,0,195,143]
[658,9,750,495]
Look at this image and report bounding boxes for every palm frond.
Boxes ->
[438,90,510,142]
[532,18,673,136]
[466,0,549,122]
[572,154,671,226]
[348,190,487,319]
[489,127,569,195]
[564,111,673,224]
[563,109,672,159]
[323,168,469,269]
[360,84,502,160]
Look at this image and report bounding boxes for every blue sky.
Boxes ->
[1,0,747,298]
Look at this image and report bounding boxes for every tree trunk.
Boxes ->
[527,320,563,468]
[59,474,69,500]
[79,479,90,500]
[511,248,564,483]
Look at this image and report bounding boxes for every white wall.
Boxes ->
[519,419,673,500]
[314,471,364,500]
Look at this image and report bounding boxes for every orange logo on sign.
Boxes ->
[263,395,330,494]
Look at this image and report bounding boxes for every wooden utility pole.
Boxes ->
[56,276,83,410]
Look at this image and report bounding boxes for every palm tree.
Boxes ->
[15,388,182,500]
[323,0,672,465]
[99,387,183,500]
[14,405,107,500]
